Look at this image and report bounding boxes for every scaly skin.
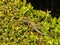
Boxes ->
[22,19,48,36]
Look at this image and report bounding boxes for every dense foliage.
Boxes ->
[0,0,60,45]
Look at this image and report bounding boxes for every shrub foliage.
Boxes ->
[0,0,60,45]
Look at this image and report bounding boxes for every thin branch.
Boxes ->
[22,19,48,36]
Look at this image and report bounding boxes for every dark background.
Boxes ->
[26,0,60,18]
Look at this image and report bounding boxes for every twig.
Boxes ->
[22,19,48,36]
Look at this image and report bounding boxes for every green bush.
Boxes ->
[0,0,60,45]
